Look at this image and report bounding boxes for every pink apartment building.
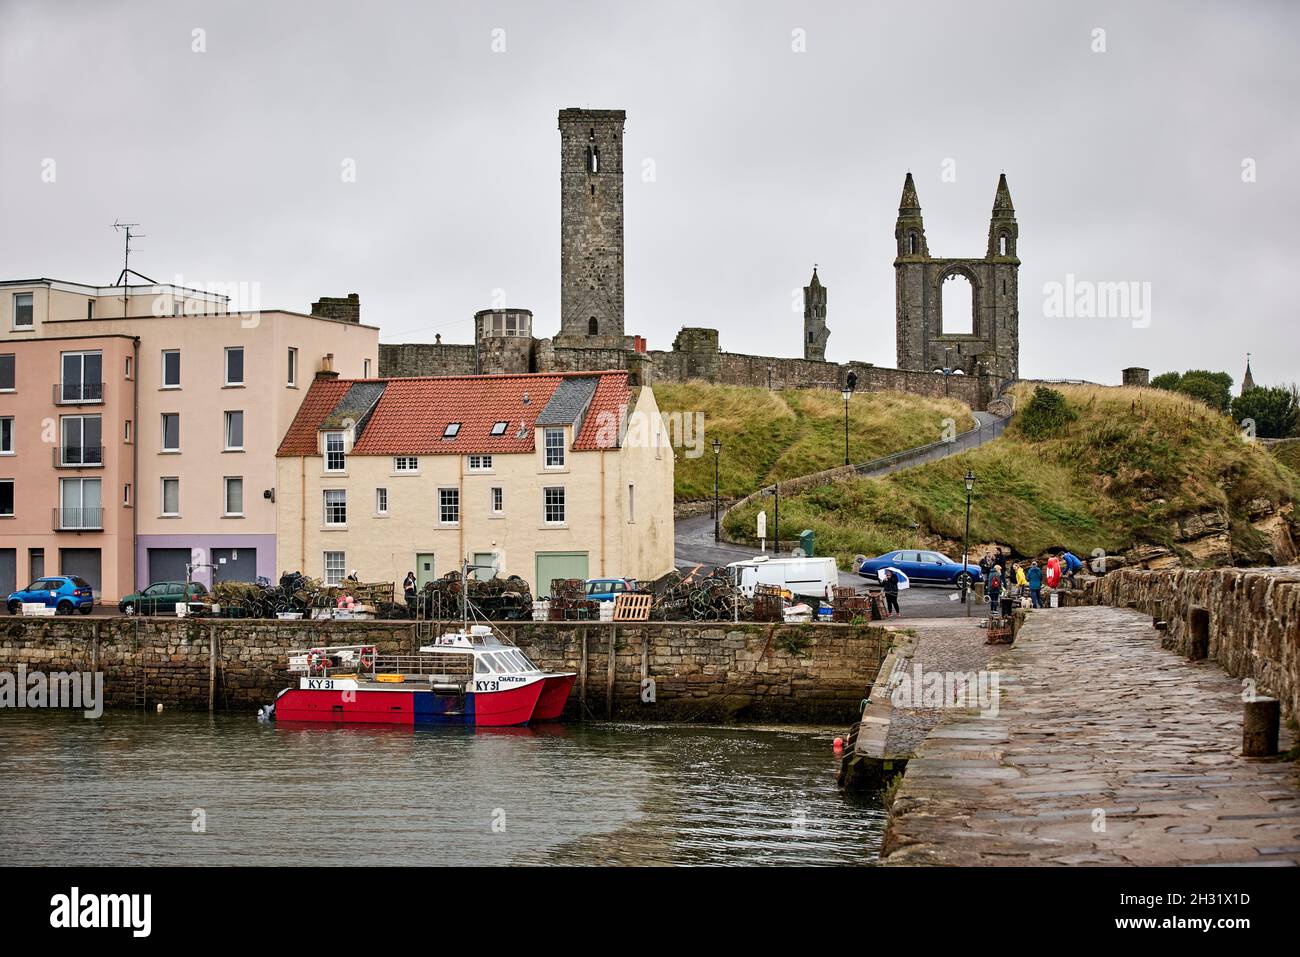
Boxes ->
[0,279,379,601]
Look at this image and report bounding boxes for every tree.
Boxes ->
[1148,369,1233,412]
[1231,385,1300,439]
[1018,386,1078,440]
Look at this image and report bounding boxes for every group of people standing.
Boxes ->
[979,549,1082,611]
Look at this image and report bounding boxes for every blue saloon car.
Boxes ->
[6,576,96,615]
[857,550,982,587]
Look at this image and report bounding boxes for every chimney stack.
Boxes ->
[310,293,361,324]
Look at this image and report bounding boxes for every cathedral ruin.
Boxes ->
[377,107,1020,411]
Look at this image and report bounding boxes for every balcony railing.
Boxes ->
[54,445,104,468]
[53,507,104,531]
[54,382,105,405]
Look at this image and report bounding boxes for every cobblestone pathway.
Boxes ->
[882,606,1300,866]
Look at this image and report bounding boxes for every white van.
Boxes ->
[726,555,839,601]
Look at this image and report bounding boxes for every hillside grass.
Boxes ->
[724,383,1300,567]
[653,383,975,501]
[1272,440,1300,475]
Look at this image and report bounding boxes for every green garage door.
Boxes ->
[535,551,589,598]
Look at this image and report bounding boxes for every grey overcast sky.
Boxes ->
[2,0,1296,386]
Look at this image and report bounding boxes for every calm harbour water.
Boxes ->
[0,710,883,866]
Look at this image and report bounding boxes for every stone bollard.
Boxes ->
[1242,696,1280,757]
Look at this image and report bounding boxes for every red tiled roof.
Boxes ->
[277,370,630,457]
[276,376,352,456]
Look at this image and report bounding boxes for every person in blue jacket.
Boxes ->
[1060,551,1083,588]
[1026,560,1044,608]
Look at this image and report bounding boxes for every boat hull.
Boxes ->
[273,679,557,728]
[532,673,578,721]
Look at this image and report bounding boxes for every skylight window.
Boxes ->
[490,421,508,436]
[443,422,461,439]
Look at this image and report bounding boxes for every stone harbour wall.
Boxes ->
[0,617,891,723]
[1083,565,1300,719]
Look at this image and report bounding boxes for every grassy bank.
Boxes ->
[653,383,975,502]
[723,384,1300,566]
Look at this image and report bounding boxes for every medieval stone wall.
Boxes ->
[379,342,477,378]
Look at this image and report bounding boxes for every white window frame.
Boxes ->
[438,487,460,526]
[59,414,102,467]
[544,427,566,468]
[223,476,244,517]
[123,419,132,443]
[222,348,243,384]
[161,413,180,452]
[467,454,493,472]
[287,347,298,387]
[12,292,33,329]
[0,478,13,517]
[363,359,371,378]
[224,346,245,386]
[123,483,132,507]
[490,486,503,515]
[543,486,566,525]
[394,456,419,473]
[323,551,346,586]
[375,487,388,516]
[161,477,180,517]
[0,353,13,391]
[0,416,12,455]
[323,489,347,527]
[224,410,244,451]
[124,355,132,379]
[161,349,181,389]
[324,431,346,472]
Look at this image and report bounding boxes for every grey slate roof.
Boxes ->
[321,381,386,439]
[535,376,599,426]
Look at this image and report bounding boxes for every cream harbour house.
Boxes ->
[274,368,675,596]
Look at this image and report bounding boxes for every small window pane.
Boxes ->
[162,478,180,515]
[0,354,13,390]
[162,414,180,451]
[162,350,180,387]
[225,411,243,449]
[225,347,244,385]
[224,477,243,515]
[13,293,33,327]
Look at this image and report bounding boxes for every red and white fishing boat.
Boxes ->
[266,624,576,727]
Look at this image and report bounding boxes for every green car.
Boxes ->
[118,581,209,616]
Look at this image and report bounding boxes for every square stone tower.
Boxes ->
[558,108,626,346]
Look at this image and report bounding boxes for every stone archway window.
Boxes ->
[588,145,599,173]
[589,316,599,336]
[908,232,918,255]
[941,270,976,335]
[999,234,1008,256]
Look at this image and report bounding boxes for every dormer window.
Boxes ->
[443,422,461,439]
[490,421,508,436]
[324,431,346,472]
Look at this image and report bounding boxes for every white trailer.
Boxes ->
[726,555,839,601]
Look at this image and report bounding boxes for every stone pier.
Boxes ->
[882,606,1300,866]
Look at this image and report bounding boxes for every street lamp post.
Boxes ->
[712,437,722,543]
[766,484,781,554]
[841,384,853,466]
[962,468,976,616]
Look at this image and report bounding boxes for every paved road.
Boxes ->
[883,606,1300,865]
[674,513,976,618]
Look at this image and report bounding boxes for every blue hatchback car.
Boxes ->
[6,576,95,615]
[857,550,982,587]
